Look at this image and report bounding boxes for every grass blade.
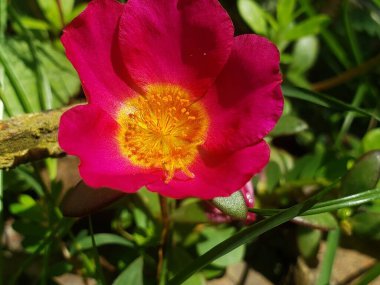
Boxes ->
[89,216,106,285]
[283,85,380,121]
[0,0,6,41]
[250,188,380,216]
[316,229,340,285]
[168,181,338,285]
[356,262,380,285]
[0,46,34,113]
[8,7,53,111]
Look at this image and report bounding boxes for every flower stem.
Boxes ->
[157,195,170,285]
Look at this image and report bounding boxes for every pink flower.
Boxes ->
[58,0,283,199]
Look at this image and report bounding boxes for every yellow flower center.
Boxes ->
[117,84,209,183]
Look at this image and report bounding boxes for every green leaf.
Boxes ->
[282,85,380,121]
[277,0,296,28]
[363,128,380,152]
[263,161,281,193]
[169,181,338,284]
[18,16,49,31]
[171,200,208,223]
[316,230,340,285]
[283,15,330,41]
[237,0,268,35]
[196,226,245,267]
[341,151,380,196]
[270,115,308,137]
[37,0,74,30]
[73,233,134,253]
[297,227,321,260]
[169,248,206,285]
[0,38,80,116]
[212,191,247,220]
[113,257,144,285]
[251,188,380,216]
[293,213,338,230]
[355,262,380,285]
[290,36,319,73]
[349,212,380,240]
[60,181,125,217]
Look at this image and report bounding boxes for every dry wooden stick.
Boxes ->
[0,107,72,169]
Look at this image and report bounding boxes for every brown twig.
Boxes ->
[311,53,380,92]
[0,106,72,170]
[55,0,66,28]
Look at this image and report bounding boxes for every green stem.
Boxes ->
[68,231,96,275]
[343,0,362,65]
[316,229,340,285]
[335,83,368,147]
[89,216,106,285]
[158,195,170,285]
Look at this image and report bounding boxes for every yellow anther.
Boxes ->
[117,83,209,183]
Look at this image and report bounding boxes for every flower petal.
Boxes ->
[61,0,134,114]
[203,34,283,152]
[118,0,234,96]
[147,141,269,199]
[59,104,161,192]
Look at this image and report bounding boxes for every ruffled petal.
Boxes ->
[118,0,234,96]
[147,141,269,199]
[203,34,283,152]
[61,0,134,114]
[58,104,161,192]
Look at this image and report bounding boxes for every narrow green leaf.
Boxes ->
[299,0,352,69]
[37,0,74,30]
[316,230,340,285]
[283,15,330,41]
[196,227,245,267]
[168,181,338,285]
[277,0,296,28]
[283,85,380,121]
[9,8,53,110]
[73,233,134,253]
[0,45,34,113]
[356,262,380,285]
[0,0,6,40]
[237,0,268,35]
[113,257,144,285]
[89,217,106,285]
[251,188,380,216]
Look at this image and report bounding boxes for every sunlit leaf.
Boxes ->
[113,257,144,285]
